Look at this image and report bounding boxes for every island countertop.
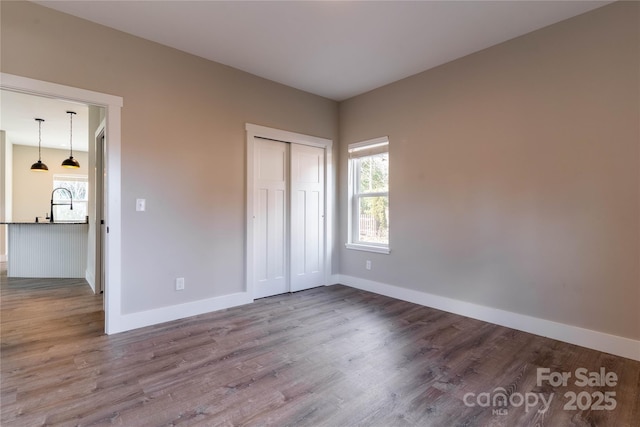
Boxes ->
[1,221,88,225]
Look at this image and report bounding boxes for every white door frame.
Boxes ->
[94,122,106,296]
[1,73,123,334]
[246,123,333,299]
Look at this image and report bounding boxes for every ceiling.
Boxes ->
[34,0,611,101]
[0,90,90,152]
[1,1,612,150]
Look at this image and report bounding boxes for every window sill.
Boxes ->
[345,243,390,254]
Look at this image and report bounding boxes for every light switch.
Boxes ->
[136,198,146,212]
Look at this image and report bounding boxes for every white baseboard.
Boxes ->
[337,274,640,362]
[329,274,341,286]
[108,291,253,334]
[85,269,96,293]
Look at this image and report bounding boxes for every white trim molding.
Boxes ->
[85,268,95,293]
[108,292,253,334]
[246,123,333,149]
[345,243,390,254]
[336,274,640,362]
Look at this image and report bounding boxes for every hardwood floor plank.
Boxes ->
[2,266,639,426]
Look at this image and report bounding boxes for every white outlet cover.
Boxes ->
[136,198,146,212]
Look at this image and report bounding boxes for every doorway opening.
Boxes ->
[0,73,123,334]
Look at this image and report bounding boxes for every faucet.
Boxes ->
[50,187,73,223]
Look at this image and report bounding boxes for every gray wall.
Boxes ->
[339,2,639,340]
[1,1,339,314]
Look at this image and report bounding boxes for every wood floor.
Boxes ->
[1,268,639,426]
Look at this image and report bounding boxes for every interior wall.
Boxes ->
[0,1,339,314]
[339,1,639,340]
[12,145,89,222]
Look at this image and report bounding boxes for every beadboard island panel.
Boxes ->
[5,223,88,278]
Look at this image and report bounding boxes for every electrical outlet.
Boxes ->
[136,198,146,212]
[175,277,185,291]
[366,260,372,270]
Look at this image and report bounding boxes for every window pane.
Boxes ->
[358,195,389,245]
[358,153,388,193]
[53,176,88,222]
[54,201,87,222]
[53,180,88,201]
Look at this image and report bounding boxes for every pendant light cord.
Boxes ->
[68,111,76,157]
[36,118,44,161]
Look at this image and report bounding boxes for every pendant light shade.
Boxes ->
[30,118,49,172]
[61,156,80,168]
[62,111,80,168]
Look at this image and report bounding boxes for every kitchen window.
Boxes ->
[53,174,88,222]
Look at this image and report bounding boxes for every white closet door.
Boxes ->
[290,143,325,292]
[253,138,289,299]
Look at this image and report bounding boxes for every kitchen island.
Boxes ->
[2,222,88,278]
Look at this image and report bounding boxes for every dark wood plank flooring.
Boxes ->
[1,266,639,426]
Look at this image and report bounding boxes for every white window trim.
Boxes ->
[346,136,390,254]
[345,242,390,254]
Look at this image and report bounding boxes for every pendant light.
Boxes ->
[62,111,80,168]
[30,118,49,172]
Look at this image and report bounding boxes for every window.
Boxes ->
[347,137,389,254]
[53,174,88,222]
